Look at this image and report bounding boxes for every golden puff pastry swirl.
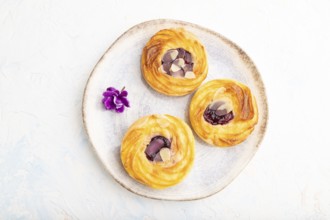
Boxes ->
[189,79,258,147]
[121,114,195,189]
[141,28,208,96]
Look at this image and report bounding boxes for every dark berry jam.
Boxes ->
[145,136,171,162]
[203,106,234,125]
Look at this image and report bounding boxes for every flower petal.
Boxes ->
[104,99,113,110]
[107,87,116,92]
[120,90,128,97]
[115,105,125,113]
[107,87,119,96]
[121,97,130,107]
[103,96,116,110]
[102,86,129,112]
[103,91,116,97]
[110,102,116,109]
[114,96,123,105]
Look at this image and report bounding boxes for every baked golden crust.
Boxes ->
[141,28,208,96]
[121,114,195,189]
[189,79,258,147]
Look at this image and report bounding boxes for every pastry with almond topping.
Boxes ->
[189,79,258,146]
[141,28,208,96]
[121,114,195,189]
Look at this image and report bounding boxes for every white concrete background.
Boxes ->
[1,0,330,219]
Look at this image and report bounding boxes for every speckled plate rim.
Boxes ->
[82,19,268,201]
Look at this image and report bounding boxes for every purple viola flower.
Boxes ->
[102,86,129,113]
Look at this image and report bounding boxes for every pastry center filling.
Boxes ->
[203,100,234,125]
[161,48,195,78]
[145,136,171,162]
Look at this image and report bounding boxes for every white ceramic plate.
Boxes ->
[83,19,268,201]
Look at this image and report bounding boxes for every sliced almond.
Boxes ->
[217,102,233,113]
[171,69,184,77]
[160,148,171,162]
[215,109,228,116]
[170,64,181,72]
[184,71,196,79]
[216,87,226,94]
[162,50,179,63]
[209,100,224,110]
[169,50,179,60]
[175,58,185,67]
[213,87,227,99]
